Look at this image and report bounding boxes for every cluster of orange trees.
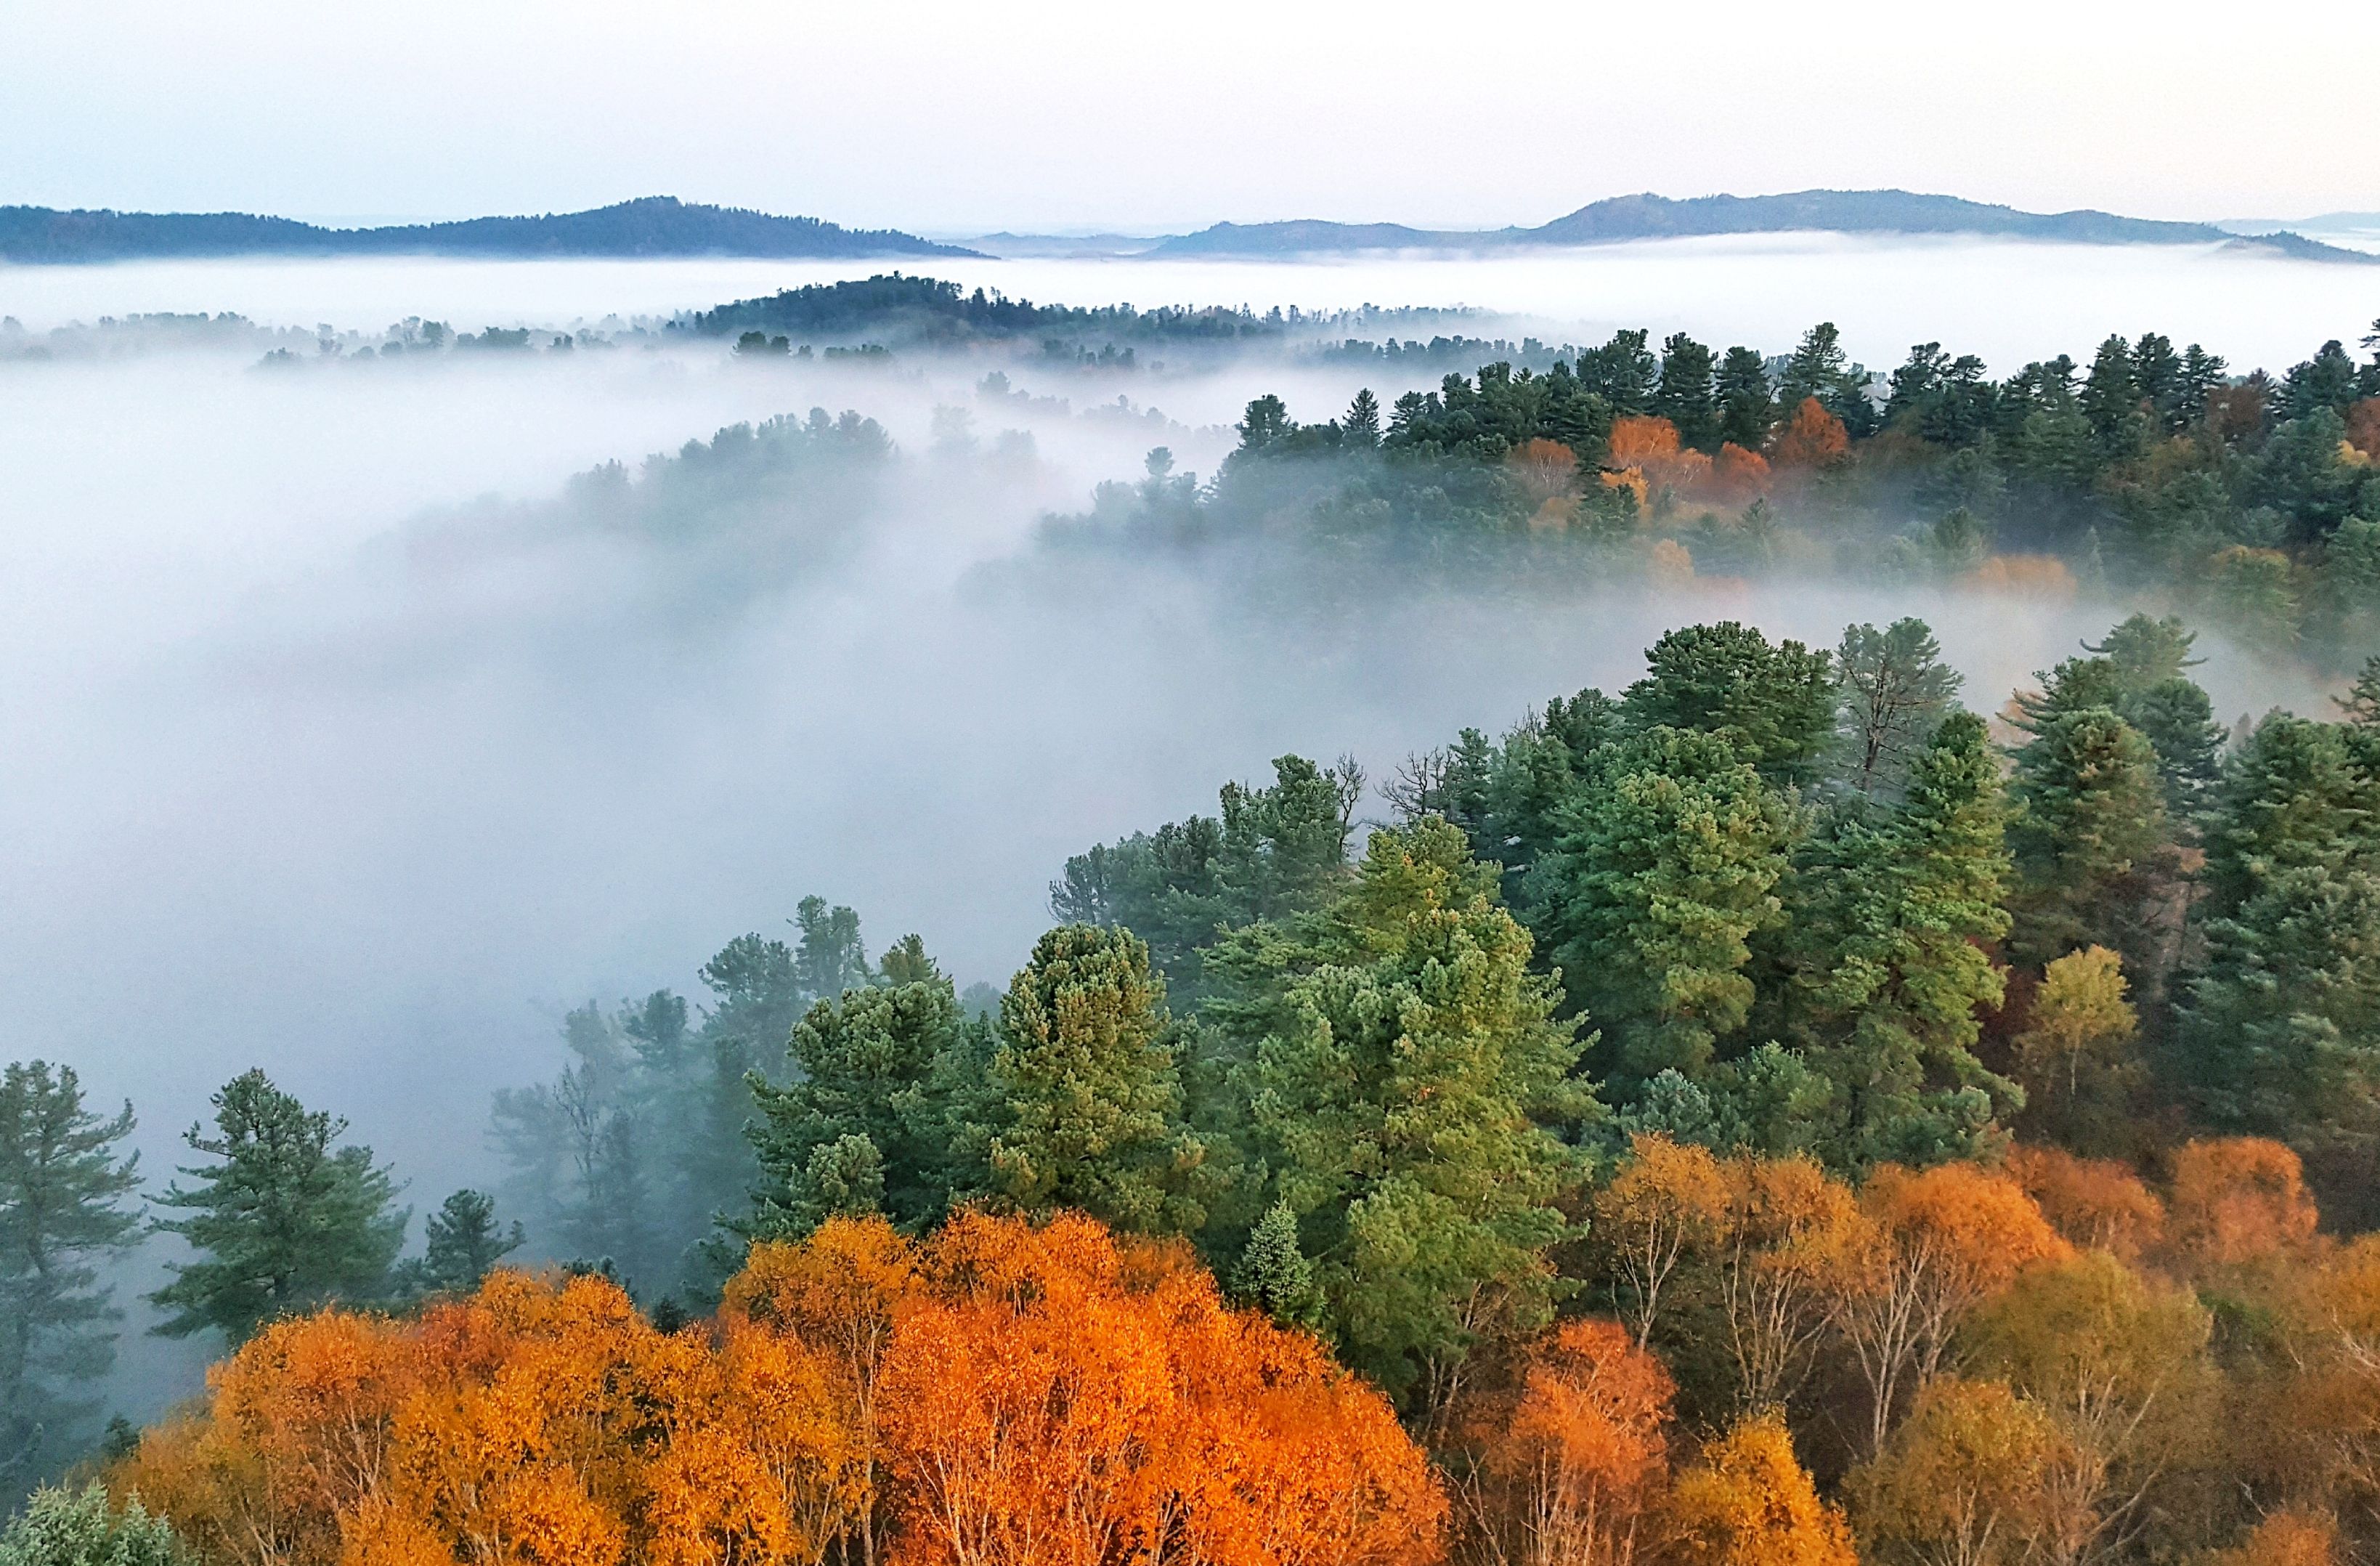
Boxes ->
[101,1129,2380,1566]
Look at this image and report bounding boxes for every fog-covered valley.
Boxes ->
[1,240,2371,1434]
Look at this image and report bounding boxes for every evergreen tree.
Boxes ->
[2006,707,2167,964]
[2177,715,2380,1172]
[0,1484,184,1566]
[1533,728,1798,1091]
[0,1063,142,1497]
[394,1189,522,1297]
[1657,332,1720,450]
[1206,819,1594,1407]
[1342,387,1382,447]
[1832,618,1962,799]
[1622,622,1838,787]
[1715,345,1775,450]
[1230,1200,1324,1331]
[1787,713,2018,1165]
[149,1070,405,1342]
[746,972,988,1238]
[988,925,1203,1233]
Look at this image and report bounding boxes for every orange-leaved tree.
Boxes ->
[876,1209,1445,1566]
[1824,1161,2071,1456]
[2166,1137,2320,1274]
[1460,1318,1673,1566]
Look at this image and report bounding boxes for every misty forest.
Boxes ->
[15,263,2380,1566]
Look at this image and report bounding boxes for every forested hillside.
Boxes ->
[12,307,2380,1566]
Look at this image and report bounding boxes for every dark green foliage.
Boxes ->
[2178,715,2380,1176]
[1532,727,1798,1090]
[1656,333,1720,450]
[1577,328,1659,415]
[1050,755,1359,999]
[745,973,991,1238]
[1621,621,1839,786]
[1777,322,1875,433]
[2006,707,2168,964]
[1715,346,1775,450]
[149,1071,405,1342]
[394,1190,523,1297]
[1780,713,2018,1166]
[1202,819,1595,1403]
[988,925,1204,1233]
[0,1063,142,1497]
[1384,360,1615,461]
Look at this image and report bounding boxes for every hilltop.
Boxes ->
[0,196,979,263]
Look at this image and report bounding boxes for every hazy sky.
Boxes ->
[4,0,2376,232]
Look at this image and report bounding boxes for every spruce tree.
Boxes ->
[0,1062,142,1496]
[1230,1200,1324,1331]
[148,1070,404,1342]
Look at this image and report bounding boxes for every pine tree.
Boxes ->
[2006,708,2166,964]
[1535,727,1798,1090]
[395,1190,523,1297]
[1209,819,1594,1408]
[1622,621,1840,787]
[1833,618,1962,799]
[1657,332,1720,450]
[147,1070,405,1342]
[0,1062,142,1496]
[1787,714,2018,1166]
[1715,345,1775,450]
[988,925,1204,1233]
[747,973,988,1238]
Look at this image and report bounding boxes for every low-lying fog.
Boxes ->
[9,232,2380,373]
[0,248,2355,1416]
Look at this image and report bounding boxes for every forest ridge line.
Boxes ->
[5,187,2374,264]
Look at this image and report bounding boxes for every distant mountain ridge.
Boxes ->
[0,196,979,263]
[1142,188,2376,262]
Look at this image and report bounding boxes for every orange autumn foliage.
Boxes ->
[1769,398,1850,469]
[2168,1137,2320,1270]
[2006,1145,2166,1265]
[880,1209,1442,1566]
[1605,416,1713,509]
[2347,398,2380,459]
[1464,1318,1673,1566]
[1962,553,2078,600]
[1708,443,1771,505]
[1828,1161,2071,1456]
[116,1216,1442,1566]
[1508,439,1580,505]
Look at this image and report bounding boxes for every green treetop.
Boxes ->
[147,1070,405,1342]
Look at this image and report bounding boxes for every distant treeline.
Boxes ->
[682,272,1476,355]
[0,196,973,263]
[1057,318,2380,666]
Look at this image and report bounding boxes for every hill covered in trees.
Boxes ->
[21,602,2380,1564]
[0,196,976,263]
[1142,187,2376,261]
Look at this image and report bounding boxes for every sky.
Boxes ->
[4,0,2376,235]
